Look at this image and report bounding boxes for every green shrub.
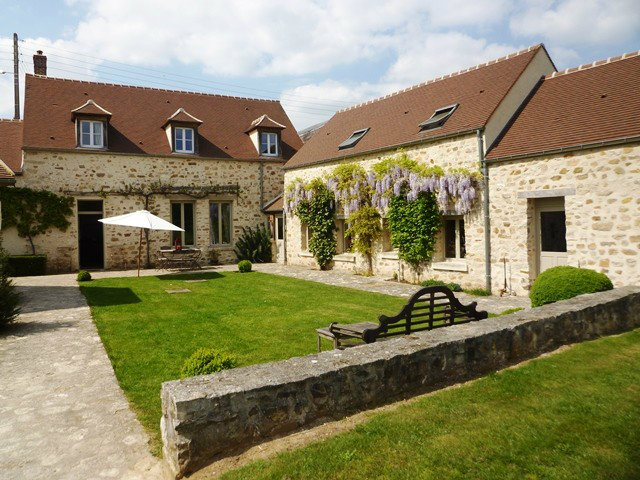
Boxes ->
[234,224,272,263]
[0,275,21,327]
[464,287,492,297]
[77,270,92,282]
[6,255,47,276]
[238,260,252,273]
[529,266,613,308]
[420,279,462,292]
[180,348,237,378]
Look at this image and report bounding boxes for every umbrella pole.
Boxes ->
[137,228,142,277]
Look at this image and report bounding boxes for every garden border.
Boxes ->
[161,286,640,478]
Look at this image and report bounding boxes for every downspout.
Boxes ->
[282,209,287,265]
[477,129,492,292]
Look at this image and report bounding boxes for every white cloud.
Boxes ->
[510,0,640,46]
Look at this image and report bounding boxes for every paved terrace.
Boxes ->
[0,263,528,479]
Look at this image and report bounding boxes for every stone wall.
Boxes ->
[3,150,284,271]
[489,142,640,294]
[283,134,488,287]
[161,286,640,478]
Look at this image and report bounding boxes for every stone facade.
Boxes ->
[3,149,284,271]
[489,142,640,294]
[161,286,640,478]
[284,134,489,288]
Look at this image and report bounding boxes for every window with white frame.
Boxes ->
[444,217,466,259]
[174,127,195,153]
[301,223,310,251]
[381,218,393,252]
[260,132,278,156]
[79,120,105,148]
[335,218,352,254]
[171,202,195,246]
[210,202,232,245]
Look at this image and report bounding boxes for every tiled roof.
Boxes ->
[247,114,286,132]
[71,99,112,117]
[165,108,202,125]
[263,194,283,213]
[23,75,303,160]
[487,51,640,160]
[285,45,545,170]
[0,119,23,175]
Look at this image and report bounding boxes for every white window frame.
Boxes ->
[260,132,279,156]
[174,127,195,154]
[210,201,233,245]
[301,223,310,251]
[443,216,465,259]
[171,201,195,246]
[79,120,105,148]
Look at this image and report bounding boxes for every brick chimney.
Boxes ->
[33,50,47,76]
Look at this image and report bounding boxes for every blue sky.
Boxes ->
[0,0,638,129]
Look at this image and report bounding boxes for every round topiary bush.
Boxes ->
[77,270,92,282]
[180,348,237,378]
[237,260,252,273]
[529,266,613,308]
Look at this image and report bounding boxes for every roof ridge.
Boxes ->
[25,74,281,103]
[335,44,543,114]
[547,50,640,79]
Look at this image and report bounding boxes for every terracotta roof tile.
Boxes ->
[487,52,640,160]
[285,45,544,169]
[71,99,112,117]
[164,108,203,125]
[23,75,303,160]
[0,119,23,174]
[247,114,286,132]
[263,194,283,213]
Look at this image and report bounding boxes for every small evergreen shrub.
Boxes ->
[234,224,272,263]
[77,270,92,282]
[529,266,613,308]
[6,255,47,276]
[420,279,462,292]
[0,275,21,327]
[180,348,237,378]
[238,260,252,273]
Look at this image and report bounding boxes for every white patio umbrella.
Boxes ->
[99,210,184,277]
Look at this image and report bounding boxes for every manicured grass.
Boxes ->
[221,329,640,480]
[80,271,407,455]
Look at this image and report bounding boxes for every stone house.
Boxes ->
[485,52,640,294]
[0,52,302,272]
[283,45,557,292]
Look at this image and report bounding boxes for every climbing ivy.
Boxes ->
[346,205,381,275]
[295,179,336,269]
[0,187,74,255]
[387,193,442,274]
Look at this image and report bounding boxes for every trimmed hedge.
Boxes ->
[530,266,613,308]
[180,348,237,378]
[77,270,92,282]
[6,255,47,277]
[238,260,252,273]
[420,278,462,292]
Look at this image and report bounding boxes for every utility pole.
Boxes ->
[13,33,20,120]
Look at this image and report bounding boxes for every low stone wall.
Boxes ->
[161,286,640,477]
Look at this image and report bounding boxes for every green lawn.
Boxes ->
[221,329,640,480]
[80,271,407,455]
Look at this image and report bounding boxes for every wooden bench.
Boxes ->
[316,285,488,351]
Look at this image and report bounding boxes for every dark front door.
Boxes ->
[78,200,104,269]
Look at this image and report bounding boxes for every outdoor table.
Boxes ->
[156,247,203,270]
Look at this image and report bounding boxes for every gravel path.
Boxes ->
[0,275,167,480]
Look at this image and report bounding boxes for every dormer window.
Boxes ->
[71,99,111,149]
[419,104,458,131]
[246,114,286,158]
[174,127,194,154]
[163,108,202,155]
[79,120,104,148]
[338,128,369,150]
[260,132,278,156]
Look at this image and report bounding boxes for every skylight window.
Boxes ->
[419,104,458,131]
[338,128,369,150]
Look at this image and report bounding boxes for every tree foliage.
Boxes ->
[387,193,442,274]
[346,205,382,275]
[0,187,73,255]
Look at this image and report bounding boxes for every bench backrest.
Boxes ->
[362,286,488,342]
